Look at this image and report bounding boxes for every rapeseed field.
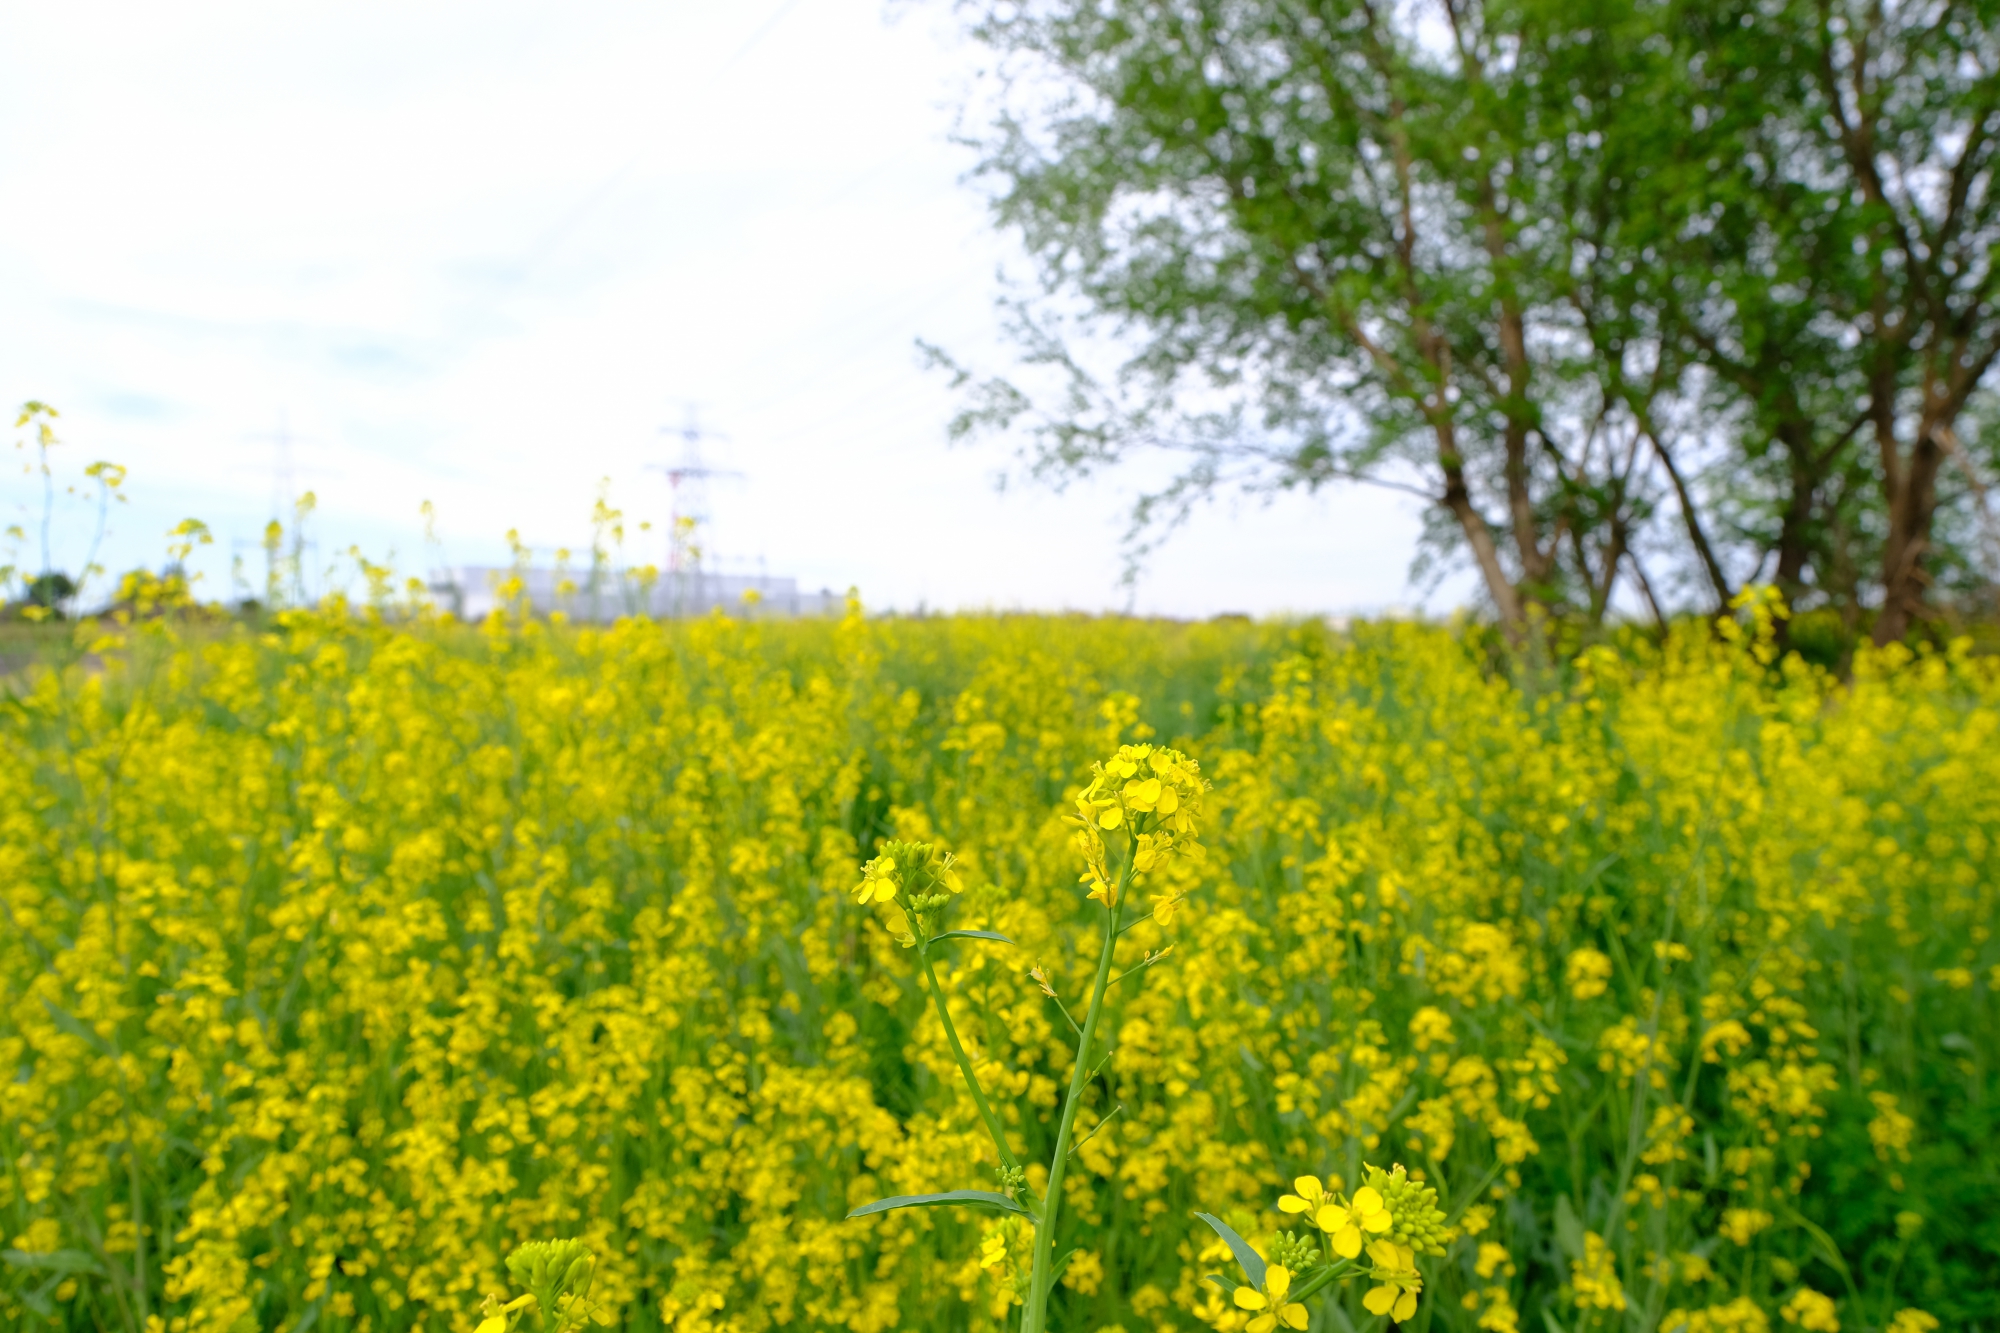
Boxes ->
[2,604,1995,1333]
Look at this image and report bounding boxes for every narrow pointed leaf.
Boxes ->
[1193,1212,1266,1290]
[40,1000,110,1054]
[2,1249,105,1276]
[1201,1273,1244,1294]
[847,1190,1030,1219]
[931,930,1016,945]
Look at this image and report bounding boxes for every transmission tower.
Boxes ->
[649,406,743,615]
[242,413,327,607]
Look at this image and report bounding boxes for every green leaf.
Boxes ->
[1193,1212,1265,1290]
[1553,1195,1585,1262]
[2,1249,105,1276]
[847,1190,1031,1219]
[1201,1273,1244,1295]
[930,930,1016,945]
[41,999,110,1053]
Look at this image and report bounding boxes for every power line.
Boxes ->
[726,0,808,67]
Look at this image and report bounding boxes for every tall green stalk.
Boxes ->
[918,947,1025,1174]
[848,750,1213,1333]
[1019,859,1130,1333]
[914,845,1133,1333]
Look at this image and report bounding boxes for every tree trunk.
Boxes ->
[1772,419,1820,616]
[1439,457,1524,629]
[1873,422,1945,644]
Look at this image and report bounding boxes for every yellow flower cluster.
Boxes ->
[851,840,964,946]
[1268,1165,1440,1322]
[1066,743,1206,909]
[0,606,1991,1331]
[1229,1264,1307,1332]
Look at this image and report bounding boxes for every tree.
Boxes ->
[937,0,2000,636]
[1667,0,2000,643]
[934,0,1700,631]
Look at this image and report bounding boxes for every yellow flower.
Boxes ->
[1362,1241,1421,1322]
[1888,1311,1938,1333]
[1081,868,1117,907]
[978,1235,1008,1269]
[1316,1184,1393,1258]
[1068,744,1207,850]
[1566,947,1613,1000]
[1233,1265,1308,1333]
[1781,1289,1840,1332]
[1278,1175,1333,1217]
[1124,776,1164,810]
[1571,1231,1627,1311]
[853,855,899,905]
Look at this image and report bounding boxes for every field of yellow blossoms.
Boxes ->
[2,604,1995,1333]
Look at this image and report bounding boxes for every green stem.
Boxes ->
[1288,1258,1361,1306]
[1022,859,1131,1333]
[918,946,1024,1174]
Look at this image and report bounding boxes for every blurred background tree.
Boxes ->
[934,0,2000,640]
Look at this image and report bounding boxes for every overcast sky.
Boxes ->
[0,0,1465,617]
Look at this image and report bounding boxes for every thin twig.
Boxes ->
[1030,964,1084,1038]
[1107,946,1173,990]
[1066,1104,1124,1159]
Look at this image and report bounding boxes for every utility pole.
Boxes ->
[648,406,742,616]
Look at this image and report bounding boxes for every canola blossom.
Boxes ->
[1230,1265,1307,1332]
[0,605,1993,1332]
[1315,1184,1392,1259]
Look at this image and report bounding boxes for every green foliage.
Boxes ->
[934,0,2000,637]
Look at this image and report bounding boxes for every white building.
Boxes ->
[429,567,844,622]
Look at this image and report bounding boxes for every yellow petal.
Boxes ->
[1364,1285,1396,1316]
[1281,1304,1310,1331]
[1292,1177,1323,1201]
[1234,1288,1268,1311]
[1098,805,1123,830]
[1266,1266,1291,1300]
[1351,1186,1384,1215]
[1247,1316,1277,1333]
[1364,1208,1394,1233]
[1334,1224,1363,1259]
[1394,1290,1419,1322]
[475,1320,507,1333]
[1157,784,1179,814]
[1278,1195,1310,1214]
